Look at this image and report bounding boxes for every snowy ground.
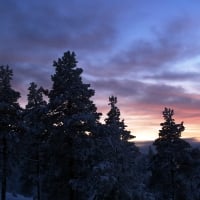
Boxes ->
[7,193,31,200]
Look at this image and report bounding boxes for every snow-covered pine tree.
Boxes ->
[44,51,101,200]
[150,108,192,200]
[105,96,142,199]
[19,82,48,200]
[49,51,99,119]
[0,66,21,200]
[105,96,135,141]
[81,96,140,199]
[189,147,200,199]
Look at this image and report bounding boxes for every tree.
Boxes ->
[0,66,21,200]
[104,96,141,199]
[189,147,200,200]
[48,51,99,120]
[150,108,192,200]
[19,82,47,200]
[76,96,141,200]
[43,51,101,200]
[105,96,135,141]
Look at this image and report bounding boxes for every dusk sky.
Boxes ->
[1,0,200,141]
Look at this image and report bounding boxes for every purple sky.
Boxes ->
[1,0,200,141]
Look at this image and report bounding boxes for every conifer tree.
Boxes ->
[0,66,21,200]
[80,96,140,199]
[44,51,101,200]
[150,108,192,200]
[105,96,140,199]
[19,82,47,200]
[49,51,99,120]
[105,96,135,141]
[189,147,200,199]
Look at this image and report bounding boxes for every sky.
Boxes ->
[1,0,200,141]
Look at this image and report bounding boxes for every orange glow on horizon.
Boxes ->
[19,95,200,143]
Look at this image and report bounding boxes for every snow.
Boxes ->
[7,193,31,200]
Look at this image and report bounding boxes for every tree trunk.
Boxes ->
[36,144,40,200]
[1,134,7,200]
[68,137,75,200]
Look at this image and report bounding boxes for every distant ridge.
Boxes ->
[135,137,200,153]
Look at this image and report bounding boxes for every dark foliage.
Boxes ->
[1,53,200,200]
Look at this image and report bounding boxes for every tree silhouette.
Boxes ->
[158,107,184,140]
[150,108,191,200]
[0,66,21,200]
[105,96,135,141]
[44,51,101,200]
[20,82,47,200]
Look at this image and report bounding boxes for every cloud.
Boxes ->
[1,0,200,140]
[90,76,200,140]
[91,78,200,117]
[144,71,200,81]
[0,0,119,60]
[86,16,200,79]
[90,76,200,141]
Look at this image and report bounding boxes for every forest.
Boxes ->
[1,51,200,200]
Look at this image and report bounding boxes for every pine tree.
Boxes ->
[44,51,101,200]
[105,96,135,141]
[189,147,200,199]
[150,108,192,200]
[105,96,140,199]
[0,66,21,200]
[49,51,99,120]
[19,82,47,200]
[158,107,184,140]
[79,96,140,199]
